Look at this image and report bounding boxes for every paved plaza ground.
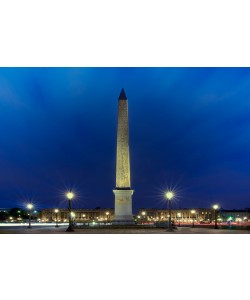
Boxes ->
[0,225,249,234]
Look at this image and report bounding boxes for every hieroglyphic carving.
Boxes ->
[116,99,131,188]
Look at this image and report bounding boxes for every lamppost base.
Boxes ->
[27,226,32,229]
[55,225,59,228]
[66,226,74,232]
[166,227,175,232]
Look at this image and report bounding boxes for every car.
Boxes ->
[200,220,210,224]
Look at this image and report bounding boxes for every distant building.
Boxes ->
[137,208,250,223]
[137,208,213,223]
[40,207,250,224]
[40,208,114,223]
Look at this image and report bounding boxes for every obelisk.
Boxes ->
[113,88,134,224]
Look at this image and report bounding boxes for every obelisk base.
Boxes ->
[113,189,135,225]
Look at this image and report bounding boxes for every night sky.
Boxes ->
[0,67,250,211]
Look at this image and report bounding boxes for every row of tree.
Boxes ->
[0,208,40,221]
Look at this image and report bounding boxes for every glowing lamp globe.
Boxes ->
[66,192,74,200]
[27,204,33,210]
[166,191,174,200]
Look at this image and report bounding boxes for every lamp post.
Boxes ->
[141,211,146,223]
[177,212,181,227]
[66,192,74,232]
[82,214,86,224]
[166,191,174,231]
[27,204,33,229]
[55,209,59,227]
[106,211,110,223]
[213,204,219,229]
[191,210,196,228]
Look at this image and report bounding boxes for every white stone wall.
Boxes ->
[113,189,134,221]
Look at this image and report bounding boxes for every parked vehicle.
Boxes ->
[200,220,210,224]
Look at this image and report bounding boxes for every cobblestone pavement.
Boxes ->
[0,225,249,234]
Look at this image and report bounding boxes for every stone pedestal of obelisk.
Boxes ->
[113,88,134,224]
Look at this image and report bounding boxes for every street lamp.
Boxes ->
[177,212,181,227]
[106,211,110,223]
[54,209,59,227]
[141,211,146,223]
[66,192,74,232]
[166,191,174,231]
[213,204,219,229]
[27,204,33,229]
[191,210,196,228]
[82,214,86,228]
[82,214,86,224]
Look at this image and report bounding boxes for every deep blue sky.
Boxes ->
[0,67,250,211]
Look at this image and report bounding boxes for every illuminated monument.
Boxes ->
[113,88,134,224]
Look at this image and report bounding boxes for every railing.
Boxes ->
[74,222,112,228]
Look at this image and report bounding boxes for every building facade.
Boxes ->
[137,208,250,223]
[41,208,114,223]
[137,208,213,223]
[40,207,250,224]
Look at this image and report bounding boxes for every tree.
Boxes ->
[9,208,25,218]
[0,210,8,221]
